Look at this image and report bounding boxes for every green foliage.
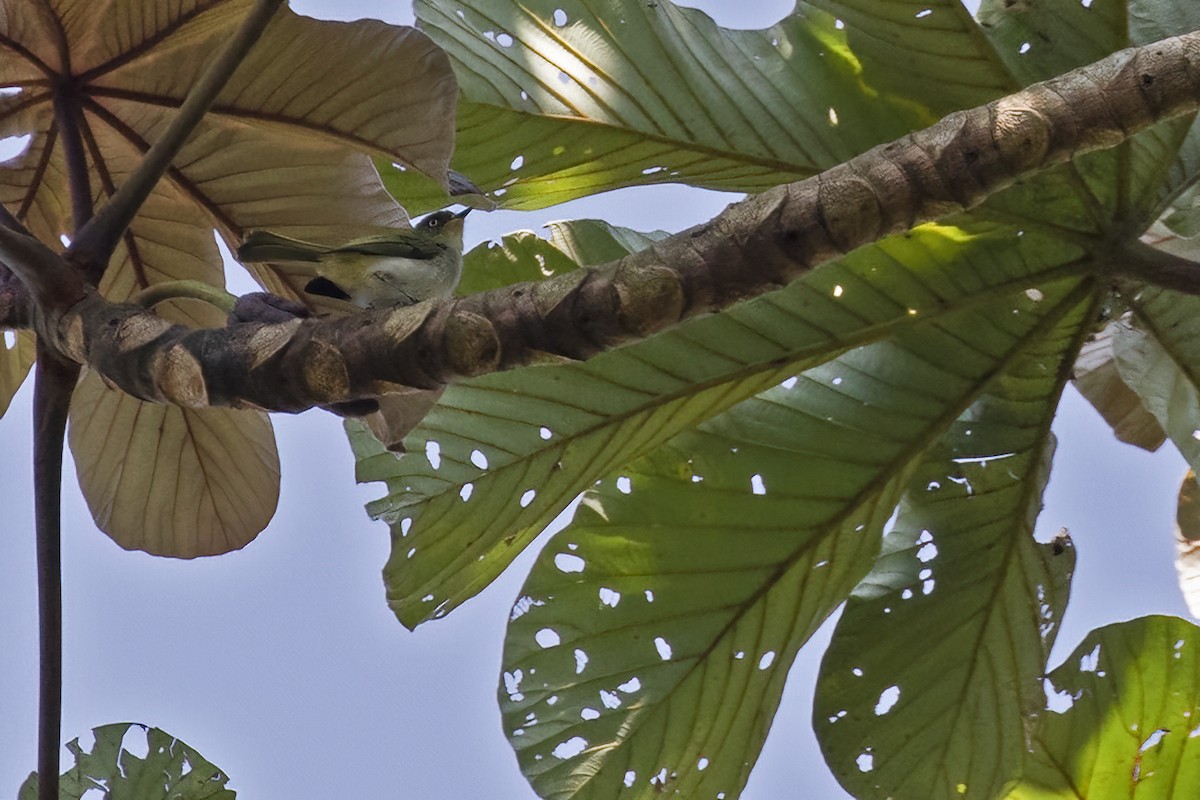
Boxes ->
[5,0,1200,798]
[19,723,233,800]
[384,0,1007,212]
[1007,616,1200,798]
[499,280,1091,799]
[346,1,1200,798]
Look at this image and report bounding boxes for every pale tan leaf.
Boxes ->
[42,1,457,179]
[0,99,70,240]
[1176,471,1200,618]
[0,2,63,83]
[362,388,445,453]
[1072,317,1167,451]
[0,329,35,418]
[68,370,280,558]
[85,96,408,307]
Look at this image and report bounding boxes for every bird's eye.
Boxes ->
[429,219,440,228]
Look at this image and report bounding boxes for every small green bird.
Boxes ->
[237,208,471,309]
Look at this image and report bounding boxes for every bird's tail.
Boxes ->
[237,231,326,264]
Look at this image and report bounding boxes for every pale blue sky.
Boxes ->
[0,2,1193,798]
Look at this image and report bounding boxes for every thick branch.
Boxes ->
[20,29,1200,412]
[0,226,85,310]
[67,0,285,265]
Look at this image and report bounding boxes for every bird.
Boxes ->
[236,208,471,309]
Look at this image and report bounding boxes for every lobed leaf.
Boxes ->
[814,296,1089,799]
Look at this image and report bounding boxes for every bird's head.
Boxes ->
[416,207,471,248]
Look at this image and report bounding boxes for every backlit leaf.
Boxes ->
[387,0,1002,212]
[499,260,1092,800]
[19,722,233,800]
[68,368,279,558]
[815,302,1086,799]
[1006,616,1200,799]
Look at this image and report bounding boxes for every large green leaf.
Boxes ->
[1006,616,1200,799]
[814,302,1087,799]
[350,222,1087,628]
[387,0,1008,212]
[19,722,233,800]
[496,272,1093,800]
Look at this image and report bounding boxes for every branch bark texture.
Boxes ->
[12,30,1200,413]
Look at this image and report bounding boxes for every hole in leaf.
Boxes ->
[425,440,442,469]
[0,133,31,163]
[555,553,585,573]
[552,737,588,759]
[654,637,673,660]
[875,685,901,715]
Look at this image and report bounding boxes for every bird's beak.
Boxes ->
[443,207,470,238]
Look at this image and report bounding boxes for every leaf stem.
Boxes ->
[133,280,238,313]
[68,0,285,265]
[0,202,33,237]
[1109,241,1200,295]
[32,345,79,800]
[53,88,94,236]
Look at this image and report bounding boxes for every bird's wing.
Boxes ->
[304,277,353,302]
[327,234,444,260]
[237,230,324,263]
